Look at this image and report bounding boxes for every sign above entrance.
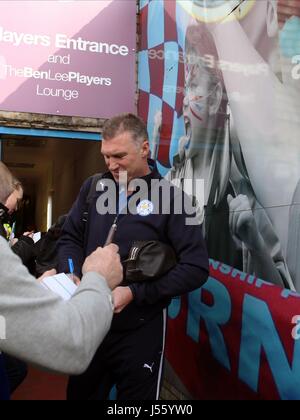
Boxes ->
[0,1,136,119]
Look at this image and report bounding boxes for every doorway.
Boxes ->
[1,134,106,234]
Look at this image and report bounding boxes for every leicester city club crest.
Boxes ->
[137,200,154,217]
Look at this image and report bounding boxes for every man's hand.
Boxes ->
[38,269,57,283]
[23,231,34,239]
[10,238,18,246]
[112,286,133,314]
[66,274,81,286]
[82,244,123,290]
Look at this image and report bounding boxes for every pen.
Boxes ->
[104,219,118,246]
[103,183,125,246]
[68,258,74,282]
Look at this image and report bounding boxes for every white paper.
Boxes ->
[40,273,78,301]
[33,232,41,243]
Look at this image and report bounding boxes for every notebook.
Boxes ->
[40,273,78,301]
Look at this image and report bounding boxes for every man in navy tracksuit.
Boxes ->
[58,113,209,400]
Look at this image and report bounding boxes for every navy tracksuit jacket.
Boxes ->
[58,162,209,331]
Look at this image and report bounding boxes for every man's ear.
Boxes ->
[209,82,223,116]
[141,140,150,158]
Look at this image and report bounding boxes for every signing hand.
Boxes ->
[112,286,133,314]
[67,274,81,286]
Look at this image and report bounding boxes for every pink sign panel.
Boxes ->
[0,1,136,119]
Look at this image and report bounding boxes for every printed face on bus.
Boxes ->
[183,54,223,159]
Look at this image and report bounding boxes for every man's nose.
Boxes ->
[108,159,119,171]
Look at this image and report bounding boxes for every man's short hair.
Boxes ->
[102,113,149,146]
[12,178,23,192]
[0,162,15,204]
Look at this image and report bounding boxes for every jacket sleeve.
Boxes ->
[57,178,93,277]
[11,236,35,265]
[0,237,113,375]
[129,190,209,305]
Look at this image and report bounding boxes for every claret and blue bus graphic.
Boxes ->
[139,0,300,399]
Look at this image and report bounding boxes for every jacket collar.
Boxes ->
[141,158,162,186]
